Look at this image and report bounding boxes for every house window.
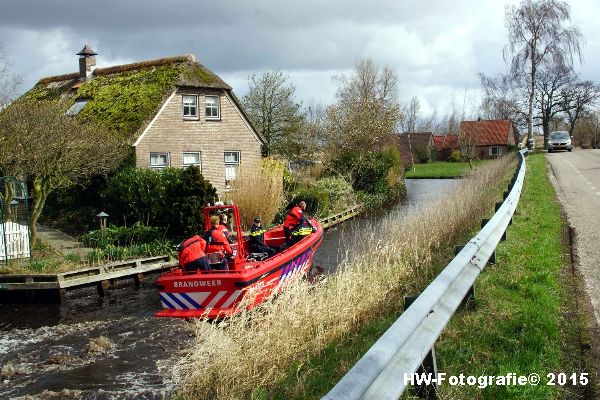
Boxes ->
[65,99,89,116]
[205,95,220,119]
[224,151,240,188]
[182,95,198,118]
[489,146,502,156]
[183,152,201,169]
[150,152,170,170]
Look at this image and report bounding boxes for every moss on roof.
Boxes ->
[22,55,232,142]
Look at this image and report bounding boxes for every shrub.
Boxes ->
[87,240,174,264]
[290,187,330,217]
[330,147,403,195]
[80,223,165,248]
[414,144,430,163]
[311,177,355,212]
[448,149,462,163]
[171,166,218,237]
[101,166,217,237]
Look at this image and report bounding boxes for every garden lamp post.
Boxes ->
[96,211,109,234]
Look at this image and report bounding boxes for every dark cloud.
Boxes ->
[1,0,598,115]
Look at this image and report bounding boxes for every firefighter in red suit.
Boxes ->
[283,201,315,245]
[177,235,209,272]
[218,213,234,244]
[204,215,234,270]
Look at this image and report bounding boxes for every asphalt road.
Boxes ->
[546,149,600,326]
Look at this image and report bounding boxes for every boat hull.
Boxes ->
[155,222,323,319]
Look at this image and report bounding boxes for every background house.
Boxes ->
[23,45,264,193]
[384,132,434,167]
[459,119,518,160]
[432,134,459,161]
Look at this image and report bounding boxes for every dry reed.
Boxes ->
[223,164,285,229]
[173,155,517,399]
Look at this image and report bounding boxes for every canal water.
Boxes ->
[0,179,457,399]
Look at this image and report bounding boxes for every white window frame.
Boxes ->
[183,152,201,169]
[205,95,220,120]
[182,94,198,119]
[150,152,170,170]
[489,146,501,156]
[224,151,240,188]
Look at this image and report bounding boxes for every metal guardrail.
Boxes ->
[324,150,528,400]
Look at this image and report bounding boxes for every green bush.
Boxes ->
[448,149,462,163]
[330,147,403,195]
[101,166,217,238]
[80,223,165,249]
[311,177,355,212]
[291,187,331,217]
[87,240,174,264]
[414,145,430,163]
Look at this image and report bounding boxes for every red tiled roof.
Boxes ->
[459,120,513,146]
[433,135,458,151]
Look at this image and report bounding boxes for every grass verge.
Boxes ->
[435,152,597,399]
[405,160,487,178]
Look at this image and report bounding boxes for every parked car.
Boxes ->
[547,131,573,153]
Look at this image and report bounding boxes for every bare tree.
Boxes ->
[0,100,126,242]
[323,58,401,179]
[561,79,600,137]
[241,70,303,157]
[0,45,22,110]
[534,63,575,139]
[480,73,527,127]
[458,125,478,170]
[504,0,583,148]
[400,96,420,134]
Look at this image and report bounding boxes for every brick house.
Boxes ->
[385,132,434,167]
[459,120,519,160]
[22,45,263,193]
[432,134,458,161]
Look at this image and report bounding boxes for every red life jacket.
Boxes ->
[204,227,233,255]
[217,223,230,237]
[177,235,207,267]
[284,206,304,229]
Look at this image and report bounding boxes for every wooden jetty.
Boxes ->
[320,204,362,229]
[0,255,177,302]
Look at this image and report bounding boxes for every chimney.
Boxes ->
[76,44,97,80]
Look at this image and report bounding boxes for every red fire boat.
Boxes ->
[155,204,323,318]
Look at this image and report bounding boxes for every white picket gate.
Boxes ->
[0,220,31,261]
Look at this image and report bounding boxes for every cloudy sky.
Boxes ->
[1,0,599,116]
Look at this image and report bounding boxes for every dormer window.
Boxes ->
[182,94,198,119]
[65,99,89,116]
[205,95,220,120]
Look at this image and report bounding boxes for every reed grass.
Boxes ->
[173,155,517,399]
[224,166,285,230]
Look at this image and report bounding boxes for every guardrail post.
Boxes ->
[404,295,438,399]
[495,202,503,212]
[487,251,496,265]
[460,286,475,308]
[453,245,464,255]
[481,218,490,229]
[503,190,509,200]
